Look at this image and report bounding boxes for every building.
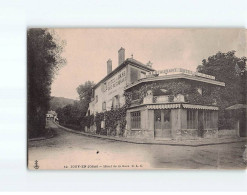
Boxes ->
[87,48,225,140]
[46,110,58,121]
[88,47,154,116]
[226,104,247,137]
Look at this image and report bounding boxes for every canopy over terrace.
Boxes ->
[226,104,247,137]
[144,103,218,110]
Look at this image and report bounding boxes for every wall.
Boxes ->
[218,129,238,138]
[90,63,151,115]
[177,109,219,140]
[93,67,127,113]
[126,64,150,85]
[126,107,219,140]
[126,106,154,140]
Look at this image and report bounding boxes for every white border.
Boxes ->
[0,0,247,192]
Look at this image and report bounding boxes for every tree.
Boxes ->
[56,81,94,129]
[76,81,95,116]
[197,51,246,129]
[27,28,66,138]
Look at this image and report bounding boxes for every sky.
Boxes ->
[51,28,246,100]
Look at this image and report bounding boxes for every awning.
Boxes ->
[182,104,218,110]
[147,104,181,109]
[146,103,218,110]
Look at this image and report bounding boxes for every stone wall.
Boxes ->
[218,129,238,138]
[126,129,154,140]
[176,128,218,140]
[203,129,218,138]
[176,129,198,140]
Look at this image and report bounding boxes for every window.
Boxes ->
[95,95,98,103]
[112,95,120,109]
[131,111,141,129]
[115,95,120,108]
[187,110,197,129]
[102,101,106,111]
[204,111,212,129]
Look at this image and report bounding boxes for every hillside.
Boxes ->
[50,96,76,111]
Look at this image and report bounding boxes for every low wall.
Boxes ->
[126,129,154,140]
[176,129,218,140]
[176,129,198,140]
[218,129,238,138]
[203,129,218,138]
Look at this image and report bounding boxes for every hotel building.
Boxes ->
[87,48,225,140]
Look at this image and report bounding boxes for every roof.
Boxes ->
[47,110,57,115]
[93,58,155,89]
[125,73,225,90]
[226,104,247,110]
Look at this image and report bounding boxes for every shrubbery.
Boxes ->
[81,106,127,136]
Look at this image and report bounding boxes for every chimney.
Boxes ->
[118,47,125,66]
[107,59,112,75]
[146,61,153,68]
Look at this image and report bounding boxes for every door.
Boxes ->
[154,110,172,139]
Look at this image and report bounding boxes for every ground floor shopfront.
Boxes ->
[125,103,219,140]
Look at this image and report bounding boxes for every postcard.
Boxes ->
[27,28,247,170]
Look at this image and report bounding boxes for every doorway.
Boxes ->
[154,110,172,139]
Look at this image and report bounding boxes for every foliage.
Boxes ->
[56,101,84,126]
[76,81,95,116]
[49,96,75,110]
[197,51,247,129]
[81,101,129,136]
[95,112,105,134]
[123,91,133,107]
[104,106,127,136]
[56,81,94,130]
[125,80,217,106]
[81,114,95,130]
[27,28,66,138]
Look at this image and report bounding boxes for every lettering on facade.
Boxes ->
[147,68,215,80]
[107,69,126,92]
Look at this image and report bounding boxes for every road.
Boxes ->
[28,121,247,170]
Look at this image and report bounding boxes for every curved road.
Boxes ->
[28,121,247,170]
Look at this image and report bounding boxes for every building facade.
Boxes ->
[88,47,154,115]
[87,48,225,140]
[46,110,58,121]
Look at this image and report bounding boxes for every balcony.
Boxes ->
[131,94,185,107]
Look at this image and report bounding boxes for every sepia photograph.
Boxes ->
[27,28,247,170]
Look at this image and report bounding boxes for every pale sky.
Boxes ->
[51,28,246,100]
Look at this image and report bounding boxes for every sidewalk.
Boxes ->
[55,122,247,147]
